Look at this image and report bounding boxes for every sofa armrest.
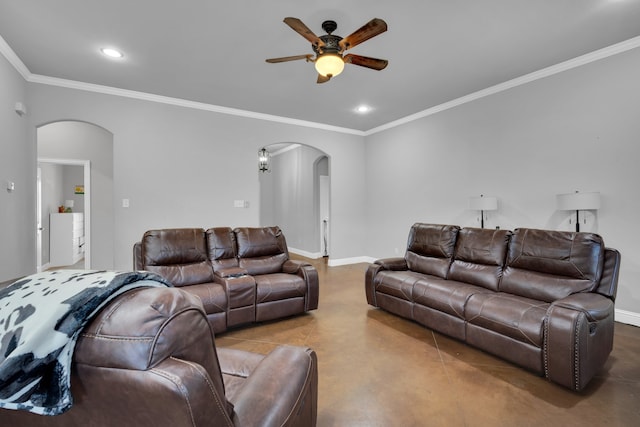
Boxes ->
[133,241,143,270]
[230,346,318,427]
[551,293,614,322]
[282,259,311,274]
[595,247,621,301]
[365,257,407,306]
[0,355,234,427]
[283,260,319,311]
[375,257,408,271]
[544,293,615,391]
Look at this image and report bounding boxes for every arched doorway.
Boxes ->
[258,143,330,258]
[36,121,114,271]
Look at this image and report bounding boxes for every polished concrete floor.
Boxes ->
[217,257,640,427]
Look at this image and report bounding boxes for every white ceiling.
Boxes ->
[1,0,640,132]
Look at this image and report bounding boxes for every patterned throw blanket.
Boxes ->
[0,270,172,415]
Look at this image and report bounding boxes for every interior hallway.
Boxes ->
[216,257,640,427]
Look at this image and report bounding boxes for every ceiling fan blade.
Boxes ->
[266,54,312,63]
[283,17,324,47]
[339,18,387,51]
[317,74,331,84]
[344,54,388,70]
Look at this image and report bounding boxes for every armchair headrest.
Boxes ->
[74,287,228,405]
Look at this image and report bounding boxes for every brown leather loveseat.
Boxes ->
[0,286,318,426]
[365,223,621,390]
[134,226,319,334]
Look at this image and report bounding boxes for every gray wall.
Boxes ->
[25,85,367,271]
[365,47,640,315]
[62,165,85,214]
[0,52,32,281]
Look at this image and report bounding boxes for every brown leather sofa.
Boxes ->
[0,286,318,426]
[365,223,621,390]
[133,226,319,334]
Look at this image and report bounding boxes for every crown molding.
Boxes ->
[364,35,640,136]
[0,34,363,136]
[25,74,365,136]
[3,34,639,137]
[0,35,30,79]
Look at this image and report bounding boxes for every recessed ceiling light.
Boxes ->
[355,105,371,114]
[100,48,124,59]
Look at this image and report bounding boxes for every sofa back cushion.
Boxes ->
[75,287,233,416]
[206,227,239,272]
[405,223,460,278]
[448,228,512,291]
[500,228,604,302]
[235,226,289,275]
[141,228,214,286]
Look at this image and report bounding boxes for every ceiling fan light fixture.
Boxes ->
[315,54,344,77]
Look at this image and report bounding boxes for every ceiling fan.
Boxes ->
[266,17,388,84]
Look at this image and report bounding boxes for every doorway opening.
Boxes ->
[258,143,330,259]
[37,159,91,271]
[36,120,114,271]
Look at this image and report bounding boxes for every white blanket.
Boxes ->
[0,270,171,415]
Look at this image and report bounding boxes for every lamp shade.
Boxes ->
[315,54,345,77]
[469,196,498,211]
[556,191,600,211]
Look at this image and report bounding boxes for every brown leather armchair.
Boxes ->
[0,286,318,426]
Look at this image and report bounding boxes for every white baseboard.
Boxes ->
[288,247,324,259]
[328,256,376,267]
[615,309,640,327]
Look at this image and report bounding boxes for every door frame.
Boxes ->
[37,158,91,270]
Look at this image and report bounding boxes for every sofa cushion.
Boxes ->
[255,273,307,303]
[413,277,491,319]
[465,292,550,347]
[501,228,604,302]
[142,228,214,286]
[206,227,239,271]
[448,228,511,291]
[236,227,289,275]
[405,223,460,278]
[373,270,428,302]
